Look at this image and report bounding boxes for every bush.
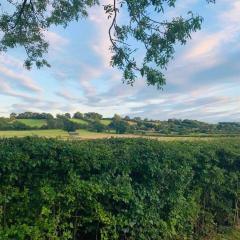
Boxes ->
[109,119,129,134]
[63,119,77,132]
[0,138,239,239]
[88,120,106,132]
[0,118,32,130]
[44,118,64,129]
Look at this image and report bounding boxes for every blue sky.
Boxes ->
[0,0,239,122]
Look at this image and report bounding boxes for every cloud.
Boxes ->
[43,30,69,51]
[78,64,100,96]
[56,90,80,101]
[0,78,38,102]
[220,1,240,25]
[10,100,64,114]
[88,0,115,68]
[0,0,239,122]
[184,1,240,61]
[0,64,42,93]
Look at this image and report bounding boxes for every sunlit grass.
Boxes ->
[15,119,47,127]
[0,129,239,141]
[70,118,89,125]
[100,119,111,125]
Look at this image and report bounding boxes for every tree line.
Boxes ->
[0,111,240,135]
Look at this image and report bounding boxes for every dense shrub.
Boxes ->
[0,138,239,239]
[88,120,106,132]
[0,118,32,130]
[43,119,87,131]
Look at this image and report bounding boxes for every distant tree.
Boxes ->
[89,120,106,133]
[46,119,64,129]
[0,118,11,130]
[124,116,131,121]
[15,112,53,119]
[112,114,122,121]
[11,121,31,130]
[40,113,54,119]
[73,112,84,119]
[63,119,77,132]
[143,122,155,130]
[56,113,71,119]
[64,113,71,119]
[16,112,32,119]
[84,112,102,120]
[109,116,129,134]
[116,121,129,134]
[56,114,64,119]
[10,113,17,120]
[134,117,142,122]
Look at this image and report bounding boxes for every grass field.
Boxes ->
[0,129,136,139]
[70,118,89,125]
[99,119,137,126]
[0,129,239,141]
[127,120,137,125]
[100,119,111,125]
[15,119,47,127]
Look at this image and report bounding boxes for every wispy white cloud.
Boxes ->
[0,61,42,93]
[43,30,69,51]
[0,78,38,102]
[56,89,80,101]
[88,0,113,68]
[183,0,240,65]
[0,0,239,122]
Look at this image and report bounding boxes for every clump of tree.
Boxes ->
[12,112,54,119]
[44,118,64,130]
[84,112,102,121]
[88,120,106,133]
[73,112,84,119]
[45,117,85,132]
[63,119,77,132]
[56,113,71,119]
[109,114,130,134]
[0,118,31,130]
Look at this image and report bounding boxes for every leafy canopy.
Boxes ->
[0,0,215,88]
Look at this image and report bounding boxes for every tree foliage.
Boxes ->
[109,114,129,134]
[0,0,215,87]
[84,112,103,120]
[73,112,84,119]
[88,119,106,132]
[14,112,54,119]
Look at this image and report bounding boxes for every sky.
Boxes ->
[0,0,239,123]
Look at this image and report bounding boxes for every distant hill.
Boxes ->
[0,112,239,135]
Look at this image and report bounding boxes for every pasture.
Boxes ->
[100,119,112,125]
[0,129,239,141]
[70,118,89,125]
[15,118,47,127]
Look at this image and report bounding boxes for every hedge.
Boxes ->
[0,137,239,239]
